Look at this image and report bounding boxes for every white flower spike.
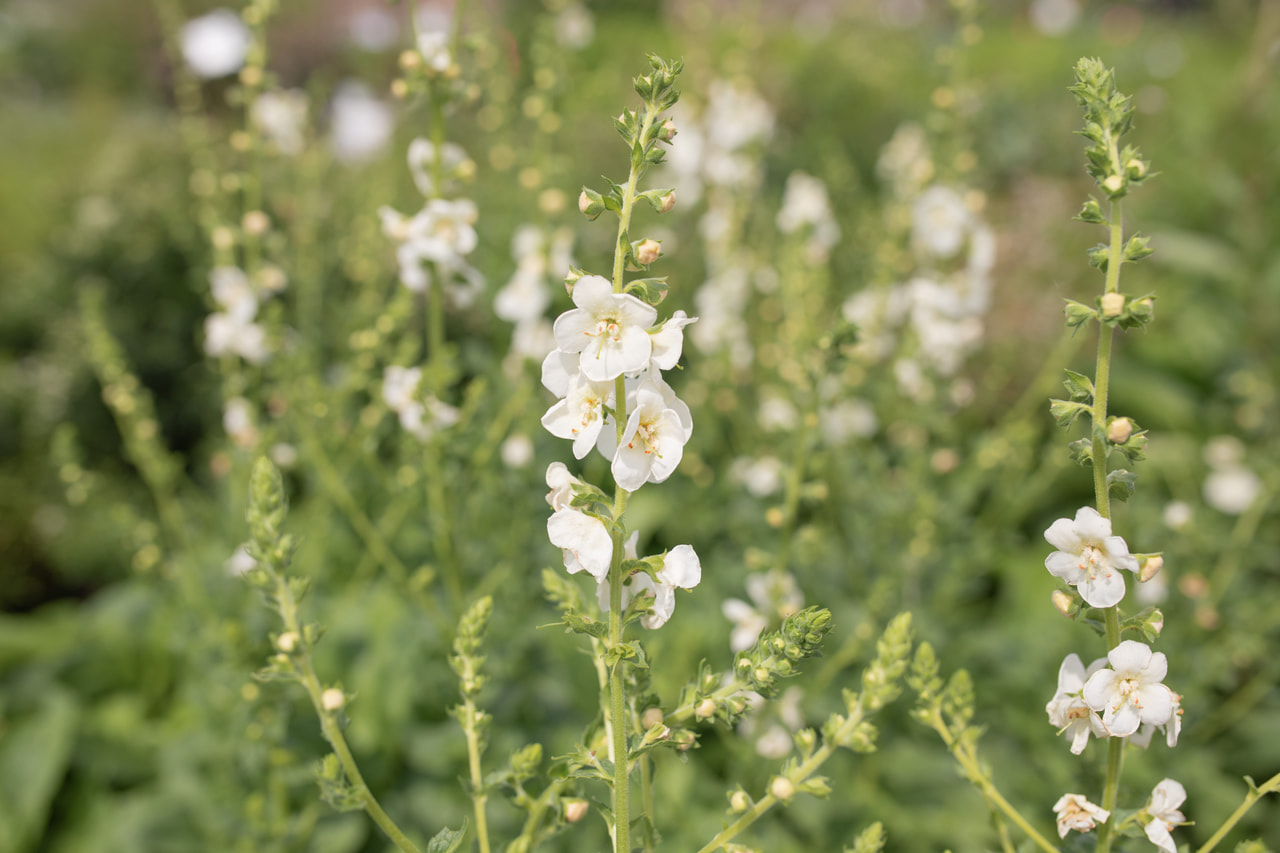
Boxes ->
[1044,506,1140,608]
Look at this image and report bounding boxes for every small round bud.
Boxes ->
[399,49,421,71]
[229,130,252,152]
[1051,590,1074,617]
[563,799,589,824]
[578,190,592,214]
[769,776,795,801]
[728,790,750,813]
[1139,554,1164,583]
[390,79,409,100]
[242,210,271,236]
[321,688,345,711]
[634,238,661,266]
[211,226,236,251]
[1103,174,1124,193]
[659,118,677,141]
[658,190,676,214]
[1108,417,1134,444]
[277,631,299,652]
[1100,291,1125,317]
[1147,609,1165,636]
[642,706,665,729]
[239,66,263,88]
[695,698,717,720]
[1126,158,1147,178]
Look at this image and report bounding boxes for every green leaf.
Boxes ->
[1062,369,1095,401]
[1049,398,1091,428]
[0,688,78,853]
[427,821,468,853]
[1107,469,1138,501]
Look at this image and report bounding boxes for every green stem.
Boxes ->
[773,410,812,574]
[1196,771,1280,853]
[462,694,490,853]
[425,439,463,608]
[608,520,631,853]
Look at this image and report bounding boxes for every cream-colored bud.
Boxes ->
[768,776,795,801]
[1050,590,1074,617]
[390,79,409,100]
[399,49,421,71]
[729,790,750,813]
[578,190,593,215]
[1148,609,1165,635]
[321,688,345,711]
[242,210,271,236]
[211,226,236,251]
[660,118,677,141]
[1126,158,1146,178]
[658,190,676,213]
[1101,292,1125,317]
[1108,417,1133,444]
[239,66,263,88]
[635,238,661,266]
[642,706,666,729]
[694,698,717,720]
[1139,554,1164,583]
[1103,174,1124,193]
[563,799,589,823]
[277,631,299,652]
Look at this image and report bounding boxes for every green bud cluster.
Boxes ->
[733,607,832,697]
[450,596,494,700]
[1069,57,1153,201]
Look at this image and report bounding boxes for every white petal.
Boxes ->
[1044,516,1083,552]
[1045,550,1085,584]
[1083,669,1118,711]
[658,544,701,589]
[552,308,594,354]
[547,509,613,581]
[1073,506,1113,541]
[540,349,578,397]
[1079,568,1126,608]
[1108,640,1153,674]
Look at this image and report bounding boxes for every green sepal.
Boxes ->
[624,276,669,306]
[1075,197,1107,224]
[1107,469,1137,501]
[315,754,364,812]
[1067,438,1093,466]
[638,188,674,213]
[1063,369,1095,401]
[1115,430,1148,465]
[427,821,469,853]
[1123,233,1155,263]
[1087,244,1111,271]
[561,609,608,639]
[1049,398,1091,428]
[1063,299,1097,329]
[578,187,606,220]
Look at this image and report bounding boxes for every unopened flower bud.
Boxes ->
[1108,417,1133,444]
[695,698,717,720]
[1103,174,1124,194]
[277,631,299,652]
[399,49,421,71]
[321,688,345,711]
[795,728,817,753]
[728,789,750,813]
[1101,291,1125,317]
[563,798,589,823]
[578,188,605,219]
[1051,590,1074,617]
[642,706,666,729]
[1126,158,1146,179]
[769,776,795,801]
[634,238,661,266]
[658,190,676,213]
[1139,554,1164,583]
[1146,608,1165,636]
[212,226,236,251]
[660,118,677,141]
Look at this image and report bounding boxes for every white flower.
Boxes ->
[382,366,422,413]
[1082,640,1175,737]
[415,6,453,71]
[1143,778,1187,853]
[1044,506,1140,608]
[382,366,457,440]
[180,8,250,79]
[552,275,657,382]
[1045,653,1109,754]
[1162,500,1193,530]
[649,310,698,370]
[330,82,394,164]
[500,434,534,469]
[730,455,784,498]
[819,398,877,445]
[223,396,257,448]
[1053,794,1109,838]
[226,545,258,576]
[545,461,581,511]
[541,370,614,460]
[407,138,470,198]
[912,185,971,259]
[554,2,595,49]
[547,508,612,581]
[776,171,840,260]
[599,540,702,629]
[599,382,688,491]
[1131,690,1182,749]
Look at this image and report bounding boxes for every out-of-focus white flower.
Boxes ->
[1053,793,1109,838]
[722,569,802,652]
[205,267,269,363]
[1044,506,1140,608]
[1082,640,1175,738]
[755,724,792,759]
[1162,500,1193,530]
[348,6,399,51]
[253,90,309,156]
[704,79,774,154]
[552,275,657,382]
[1143,778,1187,853]
[330,82,394,164]
[548,507,612,581]
[226,545,258,576]
[181,8,250,79]
[819,398,878,445]
[1203,466,1261,515]
[407,138,470,198]
[758,394,798,432]
[223,396,257,448]
[555,2,595,49]
[777,171,840,260]
[1203,435,1245,468]
[415,5,453,71]
[1030,0,1082,37]
[382,365,457,441]
[500,434,534,469]
[730,455,784,498]
[877,122,932,198]
[1045,653,1108,754]
[912,185,971,259]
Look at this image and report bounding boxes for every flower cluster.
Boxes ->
[382,365,459,441]
[204,265,273,363]
[1046,641,1181,752]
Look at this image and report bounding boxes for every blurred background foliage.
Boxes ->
[1,0,1279,851]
